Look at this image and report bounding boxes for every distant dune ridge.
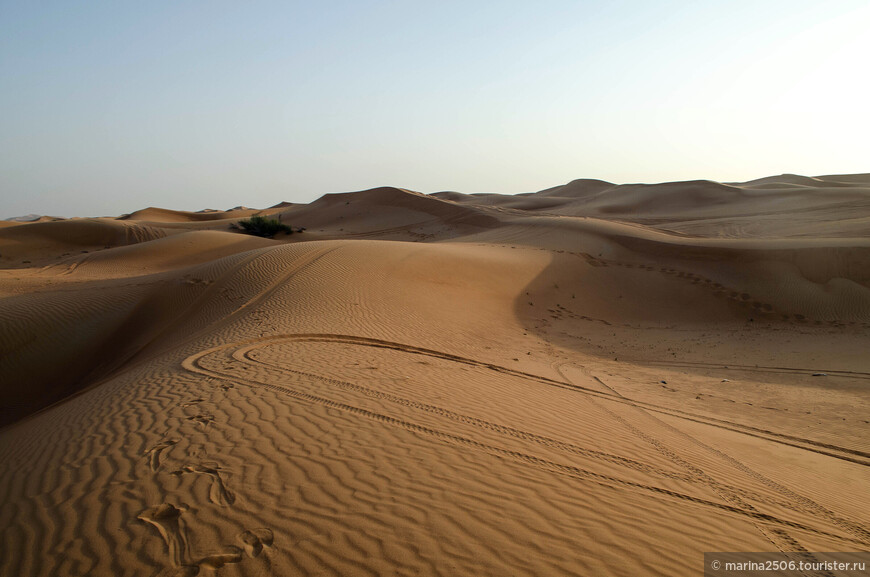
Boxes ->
[1,174,869,576]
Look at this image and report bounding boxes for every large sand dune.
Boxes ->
[1,174,868,576]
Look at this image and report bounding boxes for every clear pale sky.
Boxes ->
[2,1,868,218]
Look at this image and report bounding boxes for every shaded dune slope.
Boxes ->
[279,186,501,239]
[0,231,285,425]
[0,218,170,267]
[463,212,870,324]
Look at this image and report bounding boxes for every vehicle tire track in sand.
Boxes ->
[217,245,342,324]
[239,342,847,515]
[563,373,821,557]
[242,339,870,544]
[565,365,870,549]
[181,338,870,548]
[125,243,343,368]
[237,344,692,483]
[186,333,870,466]
[641,359,870,380]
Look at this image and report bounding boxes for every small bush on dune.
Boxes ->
[233,216,293,238]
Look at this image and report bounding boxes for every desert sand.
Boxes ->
[1,174,868,576]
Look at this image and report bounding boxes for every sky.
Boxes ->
[1,1,869,218]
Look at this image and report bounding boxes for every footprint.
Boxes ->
[186,414,215,428]
[237,528,274,558]
[171,464,235,506]
[182,399,205,408]
[138,503,190,566]
[146,439,180,472]
[196,546,244,570]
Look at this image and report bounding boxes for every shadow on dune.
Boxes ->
[512,220,870,376]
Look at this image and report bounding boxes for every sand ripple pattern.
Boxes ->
[182,334,870,558]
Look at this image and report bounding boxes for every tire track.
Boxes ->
[240,342,841,514]
[641,359,870,380]
[122,244,342,368]
[237,344,695,483]
[562,370,822,558]
[181,340,870,548]
[243,339,870,544]
[565,364,870,548]
[188,333,870,465]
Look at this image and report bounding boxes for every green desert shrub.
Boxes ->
[233,216,293,238]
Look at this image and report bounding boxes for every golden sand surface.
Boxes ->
[1,174,869,576]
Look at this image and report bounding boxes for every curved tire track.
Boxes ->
[181,335,870,548]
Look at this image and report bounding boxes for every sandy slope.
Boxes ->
[1,176,869,576]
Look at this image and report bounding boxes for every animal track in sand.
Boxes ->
[170,464,236,506]
[145,438,180,472]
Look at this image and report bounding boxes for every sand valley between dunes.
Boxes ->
[1,174,869,576]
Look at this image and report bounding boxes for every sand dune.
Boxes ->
[1,174,869,576]
[738,173,870,189]
[817,173,870,185]
[121,207,263,223]
[444,175,870,239]
[276,186,500,240]
[0,218,171,267]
